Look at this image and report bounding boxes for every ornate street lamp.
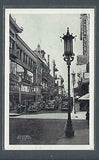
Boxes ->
[61,27,76,137]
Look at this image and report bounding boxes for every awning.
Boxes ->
[79,93,89,100]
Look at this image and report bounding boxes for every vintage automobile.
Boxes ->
[17,103,26,113]
[27,102,40,112]
[40,101,46,110]
[61,97,73,112]
[45,100,56,110]
[61,101,68,111]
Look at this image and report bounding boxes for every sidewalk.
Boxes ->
[9,111,87,120]
[10,113,20,116]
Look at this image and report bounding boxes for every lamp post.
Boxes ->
[61,27,76,137]
[71,71,76,114]
[19,76,22,104]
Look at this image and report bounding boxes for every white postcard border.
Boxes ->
[4,8,94,150]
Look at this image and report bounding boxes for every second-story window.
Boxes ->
[16,45,20,58]
[26,55,28,64]
[31,59,32,66]
[20,50,22,61]
[10,38,15,49]
[29,58,31,66]
[28,58,30,66]
[23,53,25,63]
[31,60,33,66]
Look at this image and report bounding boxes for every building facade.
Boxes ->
[75,14,90,111]
[9,15,64,112]
[34,44,57,101]
[9,15,38,111]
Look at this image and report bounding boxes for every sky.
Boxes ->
[11,13,86,92]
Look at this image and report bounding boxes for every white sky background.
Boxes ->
[12,13,86,92]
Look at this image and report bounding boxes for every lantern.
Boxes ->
[62,27,75,57]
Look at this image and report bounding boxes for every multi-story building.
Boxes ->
[34,44,56,101]
[75,14,90,111]
[56,75,65,97]
[9,15,62,112]
[9,15,38,111]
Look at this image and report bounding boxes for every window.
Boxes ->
[10,38,15,49]
[20,50,22,60]
[16,47,20,58]
[30,59,32,66]
[28,58,30,65]
[23,53,25,62]
[26,55,28,64]
[29,57,32,66]
[31,60,33,66]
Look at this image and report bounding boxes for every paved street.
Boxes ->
[9,112,89,145]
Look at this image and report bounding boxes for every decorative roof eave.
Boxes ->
[10,15,23,33]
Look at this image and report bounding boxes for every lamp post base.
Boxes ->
[65,119,74,138]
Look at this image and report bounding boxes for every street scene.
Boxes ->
[8,10,90,145]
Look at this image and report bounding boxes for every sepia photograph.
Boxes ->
[4,8,94,150]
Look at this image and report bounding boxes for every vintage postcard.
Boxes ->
[4,8,94,150]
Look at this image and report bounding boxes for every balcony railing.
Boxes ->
[10,73,19,82]
[21,78,33,86]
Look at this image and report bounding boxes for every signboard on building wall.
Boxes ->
[77,55,88,65]
[80,14,89,56]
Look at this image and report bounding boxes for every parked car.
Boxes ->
[61,97,73,112]
[40,101,46,110]
[61,100,68,111]
[45,100,56,110]
[37,101,42,111]
[27,102,39,112]
[17,104,26,113]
